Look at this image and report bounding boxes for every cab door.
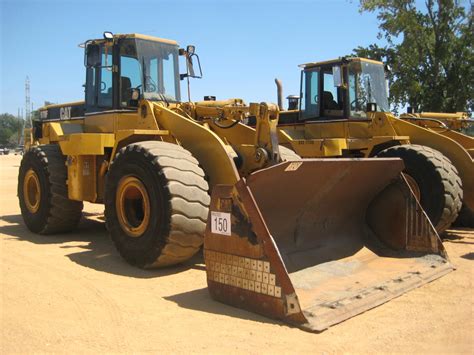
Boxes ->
[85,42,118,114]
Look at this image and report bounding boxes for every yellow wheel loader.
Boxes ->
[275,57,473,231]
[19,34,452,331]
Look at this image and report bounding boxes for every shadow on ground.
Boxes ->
[164,287,282,327]
[460,252,474,260]
[0,213,204,278]
[443,228,474,245]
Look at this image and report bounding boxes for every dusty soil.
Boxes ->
[1,154,473,353]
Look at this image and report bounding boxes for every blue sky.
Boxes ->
[0,0,386,115]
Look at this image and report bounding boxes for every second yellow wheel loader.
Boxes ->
[18,33,452,331]
[274,57,473,232]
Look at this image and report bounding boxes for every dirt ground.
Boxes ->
[1,154,473,354]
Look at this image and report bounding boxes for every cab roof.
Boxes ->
[115,33,178,45]
[299,57,383,69]
[86,33,178,46]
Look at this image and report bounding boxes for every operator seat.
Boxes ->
[323,91,339,110]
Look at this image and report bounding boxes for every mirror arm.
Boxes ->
[187,55,196,77]
[193,53,203,78]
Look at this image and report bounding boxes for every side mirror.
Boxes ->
[179,44,202,80]
[186,45,195,55]
[86,44,101,67]
[332,66,343,87]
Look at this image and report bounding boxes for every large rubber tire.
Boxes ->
[18,145,83,234]
[279,146,301,161]
[105,141,210,268]
[377,144,462,233]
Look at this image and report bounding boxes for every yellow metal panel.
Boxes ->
[439,130,474,154]
[84,113,116,133]
[58,133,115,155]
[288,138,347,157]
[208,121,255,146]
[279,126,309,140]
[67,155,97,202]
[84,109,160,133]
[347,121,374,138]
[41,122,84,142]
[116,110,160,131]
[116,129,169,141]
[305,121,347,139]
[46,122,64,140]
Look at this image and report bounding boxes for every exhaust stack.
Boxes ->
[275,78,284,111]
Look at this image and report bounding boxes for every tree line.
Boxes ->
[0,104,50,148]
[0,113,27,148]
[355,0,473,114]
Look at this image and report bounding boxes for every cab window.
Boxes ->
[321,71,343,117]
[120,56,141,107]
[98,50,113,108]
[300,69,319,120]
[119,39,141,108]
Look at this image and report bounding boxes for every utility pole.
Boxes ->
[25,76,31,127]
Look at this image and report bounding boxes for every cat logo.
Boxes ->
[60,106,71,120]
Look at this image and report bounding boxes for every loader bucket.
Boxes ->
[204,158,453,332]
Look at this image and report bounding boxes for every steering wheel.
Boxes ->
[135,83,157,92]
[146,82,157,92]
[101,81,107,91]
[350,98,366,110]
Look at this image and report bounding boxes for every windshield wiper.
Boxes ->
[159,92,169,105]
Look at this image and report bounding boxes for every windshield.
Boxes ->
[348,61,389,117]
[120,39,180,105]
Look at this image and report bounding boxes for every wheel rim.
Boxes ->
[403,173,421,202]
[23,169,41,213]
[116,176,151,238]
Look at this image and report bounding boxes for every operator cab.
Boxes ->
[83,32,201,114]
[281,57,390,124]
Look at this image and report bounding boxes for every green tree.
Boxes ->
[0,113,25,147]
[354,0,473,114]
